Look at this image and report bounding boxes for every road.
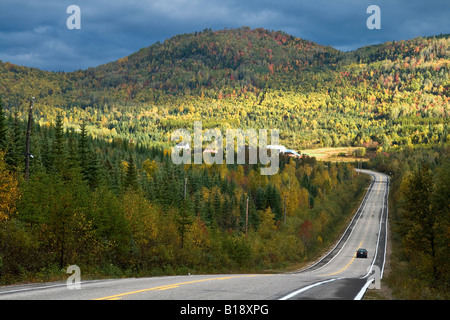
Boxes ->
[0,170,389,301]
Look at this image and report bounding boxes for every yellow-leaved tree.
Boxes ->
[0,152,20,222]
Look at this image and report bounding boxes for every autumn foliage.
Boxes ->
[0,152,20,222]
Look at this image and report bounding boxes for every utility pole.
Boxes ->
[180,177,188,249]
[245,197,249,237]
[284,195,287,224]
[24,97,34,181]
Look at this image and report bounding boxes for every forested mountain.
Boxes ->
[82,27,337,94]
[0,28,449,297]
[0,27,448,151]
[0,102,371,284]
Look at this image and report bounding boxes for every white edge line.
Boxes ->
[304,171,375,273]
[0,279,106,295]
[356,173,389,300]
[278,277,345,300]
[360,172,388,279]
[354,279,374,300]
[0,283,68,295]
[285,171,388,301]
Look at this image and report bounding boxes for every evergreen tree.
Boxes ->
[40,134,52,173]
[124,153,139,191]
[5,112,22,171]
[265,184,282,220]
[77,122,99,189]
[18,171,93,268]
[177,190,193,248]
[78,120,89,175]
[212,188,222,222]
[85,149,99,189]
[51,113,67,175]
[110,159,122,194]
[66,127,82,178]
[400,163,449,285]
[0,98,7,151]
[255,186,266,210]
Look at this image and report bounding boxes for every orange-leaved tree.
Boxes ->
[0,151,20,222]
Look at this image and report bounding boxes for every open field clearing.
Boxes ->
[300,147,370,162]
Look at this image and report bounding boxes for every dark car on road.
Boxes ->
[356,248,368,258]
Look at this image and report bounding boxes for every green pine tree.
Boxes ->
[5,111,22,171]
[265,184,282,220]
[0,98,7,151]
[124,153,139,191]
[66,127,82,178]
[177,192,193,248]
[78,120,89,173]
[51,113,67,175]
[400,162,443,284]
[88,150,100,189]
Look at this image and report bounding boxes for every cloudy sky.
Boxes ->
[1,0,449,72]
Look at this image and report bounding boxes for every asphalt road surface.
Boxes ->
[0,169,389,301]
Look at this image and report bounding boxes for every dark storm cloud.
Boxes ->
[0,0,449,72]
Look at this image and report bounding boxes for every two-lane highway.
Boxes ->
[0,170,389,300]
[284,169,389,299]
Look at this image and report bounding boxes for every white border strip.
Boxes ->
[354,279,373,300]
[279,277,344,300]
[301,171,375,273]
[355,174,389,300]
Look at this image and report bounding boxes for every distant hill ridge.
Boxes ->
[0,27,448,153]
[1,27,448,109]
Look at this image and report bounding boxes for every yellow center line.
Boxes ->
[93,274,269,300]
[157,285,180,291]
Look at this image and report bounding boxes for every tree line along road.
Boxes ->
[0,169,389,301]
